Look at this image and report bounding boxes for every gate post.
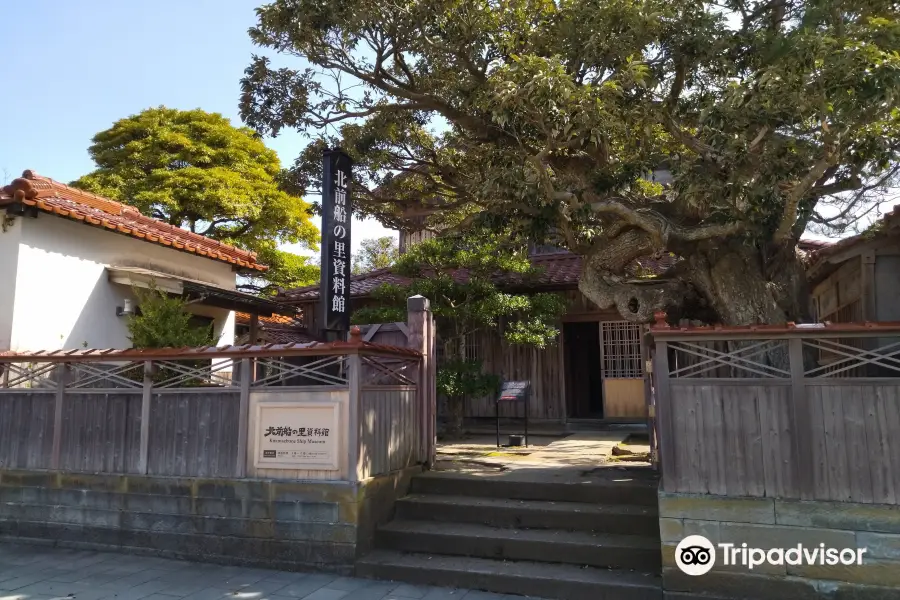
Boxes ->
[408,295,436,468]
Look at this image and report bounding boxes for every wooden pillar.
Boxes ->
[653,340,676,491]
[408,295,435,468]
[248,312,260,344]
[861,252,877,321]
[138,361,153,474]
[51,363,68,470]
[789,337,815,499]
[347,352,361,482]
[235,358,252,477]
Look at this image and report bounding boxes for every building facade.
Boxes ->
[0,170,291,352]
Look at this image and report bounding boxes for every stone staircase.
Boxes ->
[356,469,663,600]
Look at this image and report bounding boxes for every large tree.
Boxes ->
[353,236,399,274]
[72,107,319,294]
[240,0,900,324]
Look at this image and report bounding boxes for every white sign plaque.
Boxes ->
[255,402,340,470]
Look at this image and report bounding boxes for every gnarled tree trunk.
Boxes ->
[579,239,811,326]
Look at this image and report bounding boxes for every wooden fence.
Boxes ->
[0,299,436,482]
[651,321,900,504]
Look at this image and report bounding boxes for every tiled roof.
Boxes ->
[237,326,320,345]
[235,312,316,345]
[0,170,266,272]
[235,312,303,327]
[283,267,409,301]
[280,250,680,302]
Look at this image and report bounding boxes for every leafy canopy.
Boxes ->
[353,236,399,274]
[72,107,319,293]
[241,0,900,324]
[352,235,567,348]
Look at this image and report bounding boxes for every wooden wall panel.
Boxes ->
[148,391,240,478]
[663,381,900,504]
[357,387,418,479]
[603,379,646,418]
[808,384,900,504]
[0,393,54,469]
[668,384,793,497]
[59,392,142,474]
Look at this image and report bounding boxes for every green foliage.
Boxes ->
[241,0,900,323]
[436,359,501,403]
[352,235,565,434]
[72,107,319,294]
[245,242,320,294]
[127,285,215,349]
[353,236,399,274]
[352,235,567,348]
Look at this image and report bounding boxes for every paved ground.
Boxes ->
[0,544,540,600]
[435,432,651,473]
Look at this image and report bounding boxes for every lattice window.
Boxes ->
[667,339,790,379]
[600,321,642,379]
[464,331,482,362]
[804,335,900,379]
[436,332,481,365]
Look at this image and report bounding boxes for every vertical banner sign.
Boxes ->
[320,149,353,335]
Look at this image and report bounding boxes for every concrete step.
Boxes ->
[409,472,658,506]
[357,549,662,600]
[376,520,661,571]
[395,493,659,536]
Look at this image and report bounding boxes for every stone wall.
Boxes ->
[0,468,418,574]
[660,492,900,599]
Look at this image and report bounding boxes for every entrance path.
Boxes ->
[0,544,545,600]
[435,431,652,475]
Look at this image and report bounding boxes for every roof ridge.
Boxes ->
[1,170,266,271]
[25,170,131,216]
[21,170,259,263]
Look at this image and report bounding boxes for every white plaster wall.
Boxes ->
[0,217,23,350]
[9,216,238,352]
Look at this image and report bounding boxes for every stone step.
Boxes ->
[395,493,659,536]
[409,472,658,506]
[376,520,661,571]
[357,549,662,600]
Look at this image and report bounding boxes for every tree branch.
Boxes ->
[773,144,840,242]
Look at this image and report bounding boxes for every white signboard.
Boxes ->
[254,402,340,470]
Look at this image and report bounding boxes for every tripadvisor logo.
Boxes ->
[676,535,716,576]
[675,535,868,576]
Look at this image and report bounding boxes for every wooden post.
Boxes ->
[653,340,676,491]
[248,312,260,344]
[347,352,361,482]
[861,252,877,322]
[138,361,153,474]
[407,295,435,468]
[789,337,815,499]
[236,358,252,477]
[51,363,68,470]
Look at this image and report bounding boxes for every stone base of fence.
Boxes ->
[659,491,900,599]
[0,467,420,573]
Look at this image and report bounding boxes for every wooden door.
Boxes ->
[599,321,647,419]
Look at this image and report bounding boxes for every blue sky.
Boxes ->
[0,0,393,256]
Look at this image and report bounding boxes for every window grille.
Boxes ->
[436,332,481,366]
[600,321,642,379]
[464,331,481,362]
